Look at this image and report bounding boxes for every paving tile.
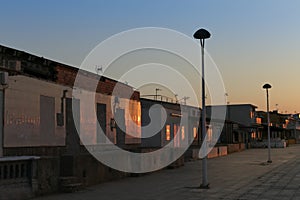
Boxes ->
[33,145,300,200]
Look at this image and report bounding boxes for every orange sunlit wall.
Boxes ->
[4,75,67,147]
[80,90,141,145]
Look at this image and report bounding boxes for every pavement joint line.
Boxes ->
[33,145,300,200]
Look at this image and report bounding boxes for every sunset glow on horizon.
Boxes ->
[1,0,300,113]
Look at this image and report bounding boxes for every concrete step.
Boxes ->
[61,183,83,193]
[59,177,83,193]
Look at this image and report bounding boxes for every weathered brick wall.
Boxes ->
[185,145,228,160]
[56,65,77,88]
[227,143,245,154]
[207,147,219,159]
[55,65,139,100]
[207,146,228,158]
[240,143,245,151]
[227,144,240,153]
[287,139,296,145]
[218,146,228,156]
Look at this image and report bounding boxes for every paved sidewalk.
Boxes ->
[35,145,300,200]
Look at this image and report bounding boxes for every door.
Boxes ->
[0,90,3,157]
[65,98,81,154]
[61,98,80,177]
[40,95,55,145]
[96,103,106,143]
[115,108,126,147]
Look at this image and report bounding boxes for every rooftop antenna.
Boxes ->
[225,93,229,104]
[178,96,190,105]
[155,88,162,100]
[182,96,190,105]
[95,65,103,75]
[275,104,279,112]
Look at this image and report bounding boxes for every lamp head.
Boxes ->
[263,83,272,89]
[193,28,211,39]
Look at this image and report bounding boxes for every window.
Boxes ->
[256,117,262,124]
[207,125,212,142]
[96,103,106,144]
[166,125,171,141]
[250,111,255,119]
[174,124,180,147]
[193,127,198,139]
[181,126,185,140]
[251,132,256,139]
[40,95,55,144]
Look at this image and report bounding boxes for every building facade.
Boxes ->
[256,110,300,145]
[140,98,199,149]
[0,44,142,197]
[207,104,261,148]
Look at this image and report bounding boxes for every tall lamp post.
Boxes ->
[263,83,272,163]
[194,28,211,189]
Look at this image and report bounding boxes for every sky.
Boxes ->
[1,0,300,113]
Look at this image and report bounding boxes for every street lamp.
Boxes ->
[262,83,272,163]
[194,28,211,189]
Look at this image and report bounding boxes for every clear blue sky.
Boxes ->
[1,0,300,113]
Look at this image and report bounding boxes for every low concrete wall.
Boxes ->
[207,147,218,159]
[184,148,199,161]
[287,139,296,145]
[186,146,228,160]
[0,156,40,200]
[227,143,245,154]
[168,156,185,169]
[251,139,287,148]
[227,144,240,154]
[240,143,246,151]
[0,154,132,199]
[218,146,228,156]
[73,154,128,186]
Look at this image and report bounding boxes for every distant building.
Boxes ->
[288,114,300,142]
[140,98,200,148]
[257,110,298,141]
[207,104,261,148]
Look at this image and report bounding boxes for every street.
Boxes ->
[34,145,300,200]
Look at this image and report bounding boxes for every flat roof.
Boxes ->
[207,104,258,109]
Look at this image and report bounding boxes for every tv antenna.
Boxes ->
[95,65,103,75]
